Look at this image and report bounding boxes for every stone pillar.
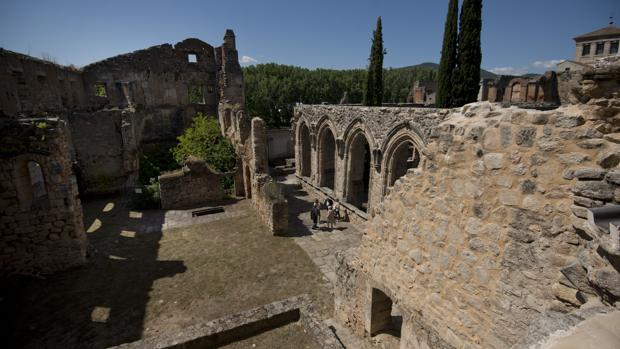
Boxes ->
[250,117,268,174]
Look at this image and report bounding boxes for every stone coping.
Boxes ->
[110,294,343,349]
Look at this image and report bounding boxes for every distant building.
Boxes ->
[556,60,591,73]
[573,23,620,65]
[406,80,436,105]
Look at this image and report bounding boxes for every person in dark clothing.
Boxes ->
[311,199,321,229]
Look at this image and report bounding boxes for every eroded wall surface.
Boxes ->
[0,118,87,275]
[332,64,620,348]
[0,31,245,194]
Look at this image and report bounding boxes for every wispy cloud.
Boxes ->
[240,55,258,65]
[490,66,529,76]
[490,59,564,76]
[531,59,564,69]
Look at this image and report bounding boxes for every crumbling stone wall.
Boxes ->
[158,157,230,209]
[0,118,86,275]
[0,30,245,194]
[0,49,87,116]
[333,68,620,348]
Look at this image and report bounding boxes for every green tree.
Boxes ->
[452,0,483,107]
[172,113,236,172]
[436,0,459,108]
[363,16,384,106]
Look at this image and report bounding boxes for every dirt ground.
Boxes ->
[1,198,332,348]
[221,321,321,349]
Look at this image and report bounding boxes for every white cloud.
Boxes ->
[490,66,529,76]
[531,59,564,69]
[490,59,564,76]
[240,55,258,65]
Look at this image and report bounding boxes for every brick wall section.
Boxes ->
[0,119,87,275]
[159,157,229,209]
[334,64,620,348]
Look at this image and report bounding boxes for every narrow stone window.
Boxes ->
[595,42,605,55]
[36,74,46,83]
[187,53,197,63]
[15,159,48,210]
[94,83,107,97]
[207,85,215,93]
[582,44,591,56]
[610,41,619,55]
[188,85,205,104]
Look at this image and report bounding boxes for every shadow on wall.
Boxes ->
[1,197,186,349]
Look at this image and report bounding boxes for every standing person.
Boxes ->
[333,199,341,220]
[327,207,336,230]
[311,199,321,230]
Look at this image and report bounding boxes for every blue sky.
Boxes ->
[0,0,618,74]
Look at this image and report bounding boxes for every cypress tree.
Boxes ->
[436,0,458,108]
[364,16,384,106]
[452,0,482,107]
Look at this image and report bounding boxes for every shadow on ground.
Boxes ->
[1,197,186,349]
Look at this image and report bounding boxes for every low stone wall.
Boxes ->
[159,157,229,209]
[112,294,343,349]
[253,174,288,235]
[0,118,87,275]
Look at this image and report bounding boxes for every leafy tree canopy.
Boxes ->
[243,63,435,127]
[172,113,236,172]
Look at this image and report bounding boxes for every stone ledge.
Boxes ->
[111,294,343,349]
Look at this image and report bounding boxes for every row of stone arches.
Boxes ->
[296,117,423,215]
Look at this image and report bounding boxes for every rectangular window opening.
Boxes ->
[595,42,605,55]
[94,83,107,97]
[611,41,619,55]
[188,85,205,104]
[582,44,591,56]
[188,53,197,63]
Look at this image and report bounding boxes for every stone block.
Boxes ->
[555,115,585,128]
[571,180,614,200]
[573,168,606,180]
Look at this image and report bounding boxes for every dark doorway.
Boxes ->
[369,288,402,339]
[319,128,336,190]
[346,133,371,212]
[299,124,311,177]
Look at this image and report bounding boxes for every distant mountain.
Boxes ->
[394,62,498,80]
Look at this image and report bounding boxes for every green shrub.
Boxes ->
[139,142,180,185]
[172,113,236,172]
[131,179,161,209]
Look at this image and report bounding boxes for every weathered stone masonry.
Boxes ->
[1,31,245,194]
[328,66,620,348]
[293,105,449,225]
[0,118,87,275]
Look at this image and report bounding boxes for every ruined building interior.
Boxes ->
[1,26,620,349]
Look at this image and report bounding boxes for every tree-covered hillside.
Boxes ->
[243,63,436,128]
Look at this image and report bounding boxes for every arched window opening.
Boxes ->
[346,132,371,212]
[388,141,419,188]
[319,128,336,190]
[299,123,311,177]
[15,160,48,210]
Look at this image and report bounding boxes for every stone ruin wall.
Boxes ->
[246,117,289,235]
[0,118,87,275]
[158,156,231,210]
[333,65,620,348]
[293,105,451,228]
[0,31,245,194]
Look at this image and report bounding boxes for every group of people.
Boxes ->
[310,198,341,230]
